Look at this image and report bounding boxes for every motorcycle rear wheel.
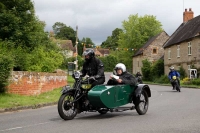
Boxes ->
[135,90,149,115]
[58,92,78,120]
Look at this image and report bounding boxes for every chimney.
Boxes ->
[183,8,194,22]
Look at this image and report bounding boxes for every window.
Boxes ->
[188,42,192,55]
[188,65,191,70]
[168,48,171,59]
[177,45,180,57]
[152,47,157,54]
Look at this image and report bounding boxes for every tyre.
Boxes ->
[58,92,78,120]
[135,90,149,115]
[98,109,108,114]
[175,82,181,92]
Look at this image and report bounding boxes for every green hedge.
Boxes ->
[0,53,14,93]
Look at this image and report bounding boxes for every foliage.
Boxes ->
[101,28,123,49]
[78,37,96,56]
[0,0,49,50]
[0,42,14,93]
[191,78,200,85]
[63,55,84,70]
[150,59,164,78]
[25,46,64,72]
[118,14,163,49]
[99,55,118,72]
[141,59,152,81]
[52,22,76,44]
[181,77,200,86]
[177,66,187,80]
[152,75,169,84]
[116,14,163,71]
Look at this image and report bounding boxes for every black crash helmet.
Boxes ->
[82,48,95,59]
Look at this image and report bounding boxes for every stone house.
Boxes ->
[58,40,76,58]
[163,8,200,76]
[132,31,169,74]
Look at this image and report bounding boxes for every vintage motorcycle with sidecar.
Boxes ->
[58,71,151,120]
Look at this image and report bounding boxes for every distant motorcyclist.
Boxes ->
[81,48,105,87]
[136,72,142,77]
[168,66,180,90]
[107,63,137,86]
[135,72,143,84]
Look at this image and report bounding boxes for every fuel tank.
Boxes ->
[88,85,136,108]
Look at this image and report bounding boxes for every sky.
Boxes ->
[32,0,200,45]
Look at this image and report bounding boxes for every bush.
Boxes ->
[191,78,200,85]
[182,77,191,85]
[25,46,64,72]
[99,55,117,72]
[0,52,14,93]
[141,59,152,81]
[151,59,164,78]
[154,75,169,84]
[177,66,186,80]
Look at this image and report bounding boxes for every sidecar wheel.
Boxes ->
[135,90,149,115]
[98,109,108,114]
[58,92,78,120]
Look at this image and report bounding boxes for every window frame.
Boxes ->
[177,45,180,57]
[188,42,192,55]
[168,48,171,59]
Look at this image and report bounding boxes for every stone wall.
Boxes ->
[7,71,67,96]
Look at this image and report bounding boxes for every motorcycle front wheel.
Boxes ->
[58,92,78,120]
[135,90,149,115]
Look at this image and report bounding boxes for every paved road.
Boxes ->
[1,84,200,133]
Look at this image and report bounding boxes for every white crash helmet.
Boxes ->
[115,63,126,72]
[170,66,174,70]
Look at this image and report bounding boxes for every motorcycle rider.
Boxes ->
[168,66,181,90]
[136,72,142,77]
[107,63,137,86]
[81,48,105,87]
[135,71,143,84]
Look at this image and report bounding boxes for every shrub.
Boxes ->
[191,78,200,85]
[182,77,191,85]
[155,75,169,84]
[0,53,14,93]
[99,55,117,72]
[141,59,152,81]
[177,66,186,80]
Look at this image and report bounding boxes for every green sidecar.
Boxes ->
[88,84,151,114]
[58,72,151,120]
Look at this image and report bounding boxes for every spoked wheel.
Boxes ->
[58,92,78,120]
[98,109,108,114]
[135,90,149,115]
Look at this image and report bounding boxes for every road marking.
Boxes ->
[0,122,51,132]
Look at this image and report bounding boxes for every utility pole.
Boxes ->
[75,25,78,70]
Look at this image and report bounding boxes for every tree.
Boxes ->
[101,28,122,49]
[52,22,76,44]
[117,14,163,71]
[0,0,48,50]
[78,37,95,56]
